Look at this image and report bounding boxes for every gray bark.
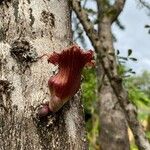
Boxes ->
[97,16,129,150]
[0,0,87,150]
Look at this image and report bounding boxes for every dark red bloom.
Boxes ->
[38,45,94,116]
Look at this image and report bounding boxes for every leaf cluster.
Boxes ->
[117,49,137,77]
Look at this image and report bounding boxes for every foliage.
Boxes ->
[82,68,96,112]
[129,71,150,98]
[116,49,150,108]
[118,67,150,148]
[81,66,150,149]
[81,59,150,149]
[145,24,150,34]
[81,67,99,149]
[125,71,150,146]
[117,49,150,144]
[117,49,137,77]
[124,71,150,107]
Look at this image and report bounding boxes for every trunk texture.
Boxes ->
[0,0,87,150]
[98,16,129,150]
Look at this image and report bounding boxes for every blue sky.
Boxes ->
[112,0,150,74]
[75,0,150,75]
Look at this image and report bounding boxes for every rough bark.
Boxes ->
[97,15,129,150]
[99,77,129,150]
[0,1,87,150]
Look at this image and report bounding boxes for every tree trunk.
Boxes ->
[97,16,129,150]
[0,1,87,150]
[99,77,129,150]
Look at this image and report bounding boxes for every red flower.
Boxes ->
[38,45,94,117]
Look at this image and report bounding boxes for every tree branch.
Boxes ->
[97,0,110,12]
[138,0,150,10]
[97,0,126,23]
[109,0,126,23]
[71,0,99,50]
[104,70,150,150]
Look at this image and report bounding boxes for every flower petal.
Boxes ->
[47,45,94,112]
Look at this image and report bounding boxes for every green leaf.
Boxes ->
[119,60,126,64]
[128,49,132,56]
[146,131,150,140]
[117,49,120,55]
[131,71,136,74]
[129,57,137,61]
[128,68,133,72]
[145,25,150,28]
[118,56,128,61]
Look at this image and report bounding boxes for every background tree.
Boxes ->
[0,1,87,149]
[81,67,150,149]
[71,0,150,149]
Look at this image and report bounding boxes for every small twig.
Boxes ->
[71,0,99,50]
[138,0,150,10]
[109,0,126,23]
